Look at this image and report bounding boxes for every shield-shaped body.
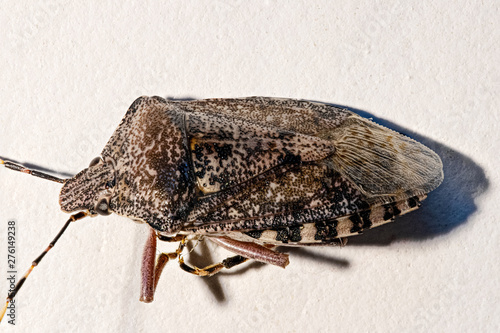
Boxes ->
[0,96,444,317]
[60,96,443,245]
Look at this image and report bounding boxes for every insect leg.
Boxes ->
[176,236,289,277]
[140,230,188,302]
[157,234,185,242]
[209,236,289,268]
[0,211,88,323]
[139,228,157,303]
[178,255,249,277]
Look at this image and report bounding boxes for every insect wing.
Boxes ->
[178,97,443,234]
[186,111,335,194]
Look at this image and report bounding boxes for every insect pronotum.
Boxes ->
[0,96,443,321]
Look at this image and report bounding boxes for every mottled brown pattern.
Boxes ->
[187,111,334,193]
[177,97,351,137]
[98,97,197,232]
[59,160,114,214]
[224,195,426,246]
[188,165,369,233]
[59,96,443,239]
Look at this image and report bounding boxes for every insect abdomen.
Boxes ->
[217,195,426,246]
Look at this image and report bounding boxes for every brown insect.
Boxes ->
[0,96,443,321]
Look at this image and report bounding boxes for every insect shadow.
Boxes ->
[5,99,481,247]
[184,240,350,304]
[284,246,350,268]
[167,97,488,246]
[179,239,266,303]
[2,97,487,307]
[328,104,489,246]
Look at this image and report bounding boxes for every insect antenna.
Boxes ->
[0,159,66,183]
[0,211,89,323]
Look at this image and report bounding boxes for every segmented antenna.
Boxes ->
[0,158,82,323]
[0,159,65,183]
[0,211,89,323]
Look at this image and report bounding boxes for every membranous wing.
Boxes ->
[328,116,443,198]
[177,97,443,232]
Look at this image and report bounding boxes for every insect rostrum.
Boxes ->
[0,96,443,319]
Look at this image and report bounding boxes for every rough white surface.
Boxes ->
[0,1,498,332]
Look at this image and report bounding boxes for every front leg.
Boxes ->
[139,227,157,303]
[139,228,186,303]
[139,232,291,301]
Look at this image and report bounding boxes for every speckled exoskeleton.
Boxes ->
[0,96,443,319]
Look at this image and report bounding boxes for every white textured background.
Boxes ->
[0,1,498,332]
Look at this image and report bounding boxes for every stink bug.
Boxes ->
[0,96,443,320]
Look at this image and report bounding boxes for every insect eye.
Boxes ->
[89,156,102,167]
[95,197,111,216]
